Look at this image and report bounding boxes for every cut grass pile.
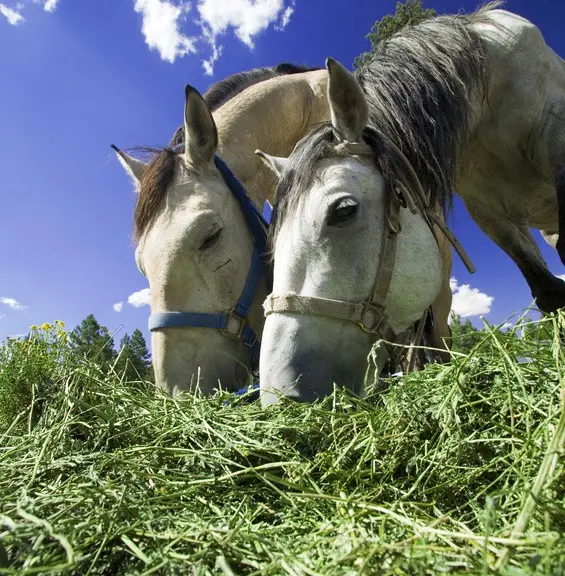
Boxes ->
[0,315,564,574]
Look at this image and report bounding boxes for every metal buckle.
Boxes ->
[220,309,248,341]
[358,302,386,334]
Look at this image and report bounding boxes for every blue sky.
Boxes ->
[1,0,564,348]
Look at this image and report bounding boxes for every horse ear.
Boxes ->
[325,57,369,142]
[184,84,218,165]
[255,149,288,178]
[111,144,147,189]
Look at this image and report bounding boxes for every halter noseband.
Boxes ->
[148,149,270,367]
[263,136,475,353]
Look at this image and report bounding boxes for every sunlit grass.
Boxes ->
[0,314,564,574]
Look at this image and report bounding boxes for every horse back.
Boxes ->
[471,9,565,178]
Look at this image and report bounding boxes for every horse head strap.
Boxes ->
[148,148,270,367]
[263,134,474,348]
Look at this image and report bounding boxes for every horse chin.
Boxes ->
[259,314,371,407]
[152,330,252,396]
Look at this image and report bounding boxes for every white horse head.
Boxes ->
[258,59,446,406]
[114,85,268,396]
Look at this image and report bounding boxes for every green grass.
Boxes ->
[0,315,564,575]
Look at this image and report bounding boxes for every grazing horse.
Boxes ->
[258,2,565,405]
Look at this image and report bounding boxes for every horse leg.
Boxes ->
[555,166,565,266]
[465,202,565,313]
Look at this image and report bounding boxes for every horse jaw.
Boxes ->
[259,158,442,406]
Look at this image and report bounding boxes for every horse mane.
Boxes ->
[169,62,322,150]
[271,1,503,242]
[354,1,503,214]
[133,62,320,243]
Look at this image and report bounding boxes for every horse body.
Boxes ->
[213,69,331,203]
[450,7,565,310]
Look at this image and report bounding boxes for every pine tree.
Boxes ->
[115,329,151,381]
[69,314,116,372]
[449,313,483,353]
[354,0,437,69]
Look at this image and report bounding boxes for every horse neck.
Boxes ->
[213,70,330,205]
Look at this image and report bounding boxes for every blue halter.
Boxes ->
[147,151,270,367]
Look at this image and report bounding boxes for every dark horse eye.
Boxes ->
[199,227,223,251]
[327,198,359,226]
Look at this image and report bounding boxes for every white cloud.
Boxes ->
[449,277,493,319]
[275,2,294,31]
[134,0,197,63]
[0,296,28,311]
[0,1,59,25]
[43,0,59,12]
[558,274,565,281]
[198,0,287,48]
[134,0,295,74]
[113,302,124,313]
[3,0,295,73]
[128,288,152,307]
[0,3,24,25]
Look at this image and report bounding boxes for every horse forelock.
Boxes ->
[134,147,180,243]
[269,124,421,252]
[354,1,502,215]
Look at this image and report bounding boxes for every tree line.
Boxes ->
[69,314,153,381]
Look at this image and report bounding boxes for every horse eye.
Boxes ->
[199,227,223,251]
[327,198,359,226]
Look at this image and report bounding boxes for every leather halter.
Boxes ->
[263,136,475,352]
[148,150,270,367]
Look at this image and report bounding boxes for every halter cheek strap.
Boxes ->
[147,153,270,366]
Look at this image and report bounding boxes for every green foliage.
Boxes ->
[449,312,485,353]
[115,329,152,382]
[1,312,564,573]
[68,313,117,372]
[0,322,69,434]
[354,0,437,69]
[1,317,154,433]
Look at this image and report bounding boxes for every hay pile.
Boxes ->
[1,316,564,574]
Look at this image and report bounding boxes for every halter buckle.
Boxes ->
[358,301,386,334]
[221,309,249,341]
